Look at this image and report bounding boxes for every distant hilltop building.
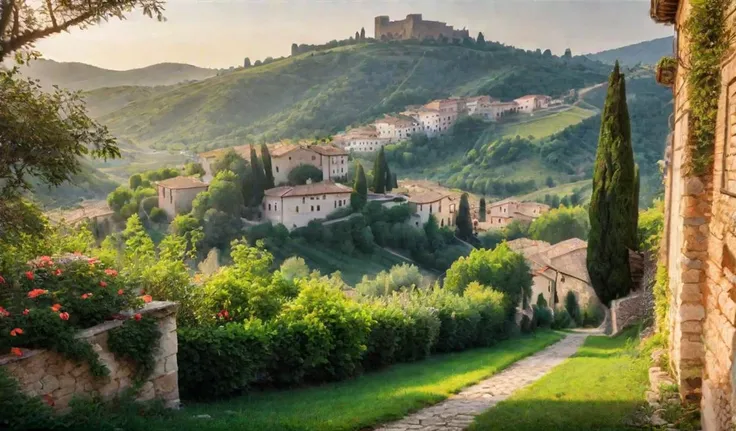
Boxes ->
[374,14,469,41]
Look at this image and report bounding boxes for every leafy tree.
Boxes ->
[479,198,486,222]
[543,49,552,57]
[372,147,387,193]
[184,162,205,177]
[444,244,532,316]
[564,48,572,59]
[477,32,485,44]
[504,220,530,241]
[352,161,368,209]
[356,263,423,296]
[529,206,589,244]
[107,187,134,214]
[279,257,310,281]
[244,57,251,68]
[360,27,366,40]
[565,291,582,326]
[260,143,275,189]
[455,193,473,241]
[587,62,638,306]
[638,200,664,255]
[0,0,164,62]
[545,176,555,188]
[287,164,323,185]
[205,170,243,216]
[129,174,143,190]
[479,229,504,250]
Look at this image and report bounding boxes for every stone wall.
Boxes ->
[0,301,179,412]
[609,289,653,336]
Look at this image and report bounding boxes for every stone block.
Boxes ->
[680,283,703,302]
[685,177,705,195]
[681,256,703,269]
[137,381,155,402]
[165,355,178,374]
[682,269,702,283]
[153,371,178,396]
[40,374,60,393]
[679,340,704,360]
[680,304,705,322]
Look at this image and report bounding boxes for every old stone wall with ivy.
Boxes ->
[0,301,179,412]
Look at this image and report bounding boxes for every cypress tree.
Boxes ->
[477,32,485,44]
[392,173,398,189]
[479,198,486,222]
[351,161,368,209]
[632,164,640,248]
[249,146,266,206]
[587,61,637,306]
[355,31,360,41]
[360,27,366,40]
[384,159,393,192]
[372,147,387,193]
[260,143,275,189]
[456,193,473,240]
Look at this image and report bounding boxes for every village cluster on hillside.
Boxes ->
[333,94,558,153]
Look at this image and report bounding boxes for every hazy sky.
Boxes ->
[34,0,672,70]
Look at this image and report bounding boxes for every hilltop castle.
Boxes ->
[374,14,469,41]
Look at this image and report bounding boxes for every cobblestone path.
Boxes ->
[373,333,588,431]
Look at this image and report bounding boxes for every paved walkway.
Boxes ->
[374,333,589,431]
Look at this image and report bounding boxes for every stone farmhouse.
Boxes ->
[507,238,601,311]
[198,143,348,185]
[651,0,736,427]
[374,115,422,142]
[374,14,469,41]
[156,176,208,220]
[479,199,550,230]
[407,191,456,228]
[514,95,552,114]
[262,180,353,230]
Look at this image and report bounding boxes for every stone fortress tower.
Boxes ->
[374,14,470,41]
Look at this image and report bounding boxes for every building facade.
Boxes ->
[156,176,208,220]
[651,0,736,428]
[374,14,469,41]
[334,126,392,153]
[262,181,353,230]
[513,95,552,114]
[375,116,421,142]
[408,191,456,228]
[479,200,550,230]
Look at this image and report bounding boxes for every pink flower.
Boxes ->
[54,269,63,276]
[59,312,70,321]
[39,256,54,267]
[117,289,124,296]
[10,347,22,357]
[87,257,99,265]
[0,307,9,317]
[104,269,118,277]
[0,275,5,284]
[99,281,107,288]
[25,271,34,281]
[51,304,62,312]
[9,328,24,336]
[22,309,29,316]
[134,313,142,321]
[81,293,92,300]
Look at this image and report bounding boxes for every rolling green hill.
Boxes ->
[89,41,610,152]
[30,161,119,209]
[586,36,674,66]
[15,59,217,91]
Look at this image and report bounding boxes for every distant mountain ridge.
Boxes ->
[16,59,217,91]
[586,36,674,66]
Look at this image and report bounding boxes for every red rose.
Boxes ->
[59,312,70,321]
[10,347,22,357]
[117,289,124,296]
[134,313,142,321]
[25,271,34,281]
[0,275,5,284]
[22,309,29,316]
[99,281,108,288]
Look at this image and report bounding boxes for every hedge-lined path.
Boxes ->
[373,333,588,431]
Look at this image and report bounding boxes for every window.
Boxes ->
[169,190,173,204]
[268,203,272,211]
[429,204,433,214]
[302,197,306,203]
[289,157,292,161]
[276,166,280,173]
[312,156,316,161]
[311,206,314,211]
[419,204,423,211]
[296,206,299,213]
[317,205,320,211]
[323,194,326,199]
[274,204,277,211]
[334,201,337,208]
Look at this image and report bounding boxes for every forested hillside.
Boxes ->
[89,40,611,152]
[586,37,674,66]
[15,59,217,91]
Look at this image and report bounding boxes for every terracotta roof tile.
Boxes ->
[264,181,352,198]
[409,191,448,204]
[308,145,348,156]
[157,176,208,190]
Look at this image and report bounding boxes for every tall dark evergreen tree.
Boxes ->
[563,48,572,59]
[260,143,275,189]
[360,27,366,40]
[455,193,473,241]
[479,198,486,222]
[587,61,638,306]
[351,161,368,209]
[243,57,251,68]
[384,158,393,192]
[372,147,387,193]
[291,43,299,56]
[249,146,266,206]
[392,173,398,189]
[477,32,485,44]
[355,31,360,40]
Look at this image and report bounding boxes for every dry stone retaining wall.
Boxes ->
[0,301,179,412]
[610,289,653,336]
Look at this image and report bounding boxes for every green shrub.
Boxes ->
[534,305,553,328]
[653,262,670,338]
[395,302,440,362]
[582,303,606,328]
[177,320,271,399]
[425,288,480,352]
[465,282,507,346]
[149,207,167,223]
[141,196,159,214]
[565,291,582,326]
[287,164,323,185]
[536,293,548,308]
[108,315,161,381]
[552,308,574,329]
[0,365,54,430]
[362,304,407,370]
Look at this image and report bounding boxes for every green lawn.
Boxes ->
[470,329,648,431]
[499,106,596,139]
[138,332,565,431]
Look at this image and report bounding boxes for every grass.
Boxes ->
[470,328,649,431]
[137,331,565,431]
[498,106,596,139]
[517,179,592,203]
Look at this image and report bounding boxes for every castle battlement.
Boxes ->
[374,14,469,41]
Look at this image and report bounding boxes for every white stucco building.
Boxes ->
[334,126,392,153]
[407,191,456,228]
[156,176,208,220]
[513,95,552,114]
[262,181,353,230]
[375,115,421,142]
[198,143,348,185]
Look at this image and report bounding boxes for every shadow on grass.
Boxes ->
[469,399,648,431]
